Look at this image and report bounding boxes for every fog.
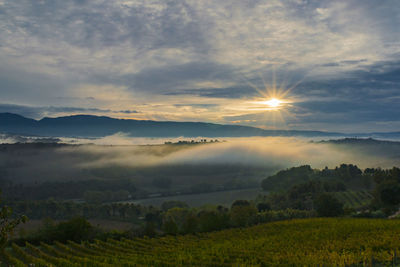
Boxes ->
[1,134,399,186]
[57,135,398,169]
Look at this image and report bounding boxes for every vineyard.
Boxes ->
[334,190,373,209]
[2,218,400,266]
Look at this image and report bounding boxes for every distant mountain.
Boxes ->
[318,137,400,159]
[318,137,400,145]
[0,112,397,138]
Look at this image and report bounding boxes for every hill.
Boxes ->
[3,218,400,266]
[2,112,400,139]
[261,164,371,192]
[0,112,343,138]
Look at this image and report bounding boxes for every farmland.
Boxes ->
[3,218,400,266]
[334,190,373,209]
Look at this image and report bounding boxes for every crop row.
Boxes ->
[2,218,400,266]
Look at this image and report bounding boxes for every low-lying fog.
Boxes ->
[1,134,399,185]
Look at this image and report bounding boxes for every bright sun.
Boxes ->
[263,98,282,108]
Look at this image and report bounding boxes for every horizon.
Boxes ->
[2,111,400,136]
[1,1,399,133]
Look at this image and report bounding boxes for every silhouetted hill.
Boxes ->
[0,113,342,138]
[318,137,400,145]
[0,112,398,138]
[318,138,400,159]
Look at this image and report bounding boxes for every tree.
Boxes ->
[162,207,190,234]
[314,193,344,217]
[161,201,188,212]
[230,200,257,227]
[162,219,178,235]
[197,209,229,232]
[376,180,400,206]
[182,214,198,234]
[0,192,28,251]
[257,202,271,212]
[55,217,94,242]
[231,200,251,207]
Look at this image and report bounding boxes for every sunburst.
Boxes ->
[238,69,303,129]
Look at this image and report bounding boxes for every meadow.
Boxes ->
[3,218,400,266]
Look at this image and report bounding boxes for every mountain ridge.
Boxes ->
[0,112,398,138]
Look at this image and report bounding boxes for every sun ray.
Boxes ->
[240,74,269,98]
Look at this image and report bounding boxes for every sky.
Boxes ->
[0,0,399,133]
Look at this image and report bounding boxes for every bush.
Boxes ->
[257,202,271,212]
[314,193,344,217]
[19,217,97,244]
[230,204,257,227]
[161,201,188,212]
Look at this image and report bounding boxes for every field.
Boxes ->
[125,188,263,207]
[3,218,400,266]
[334,190,374,209]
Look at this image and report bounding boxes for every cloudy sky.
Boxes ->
[0,0,399,133]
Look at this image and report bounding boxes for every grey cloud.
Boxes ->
[320,59,368,68]
[95,61,239,94]
[118,110,139,114]
[288,60,400,125]
[0,0,399,132]
[0,63,73,105]
[340,59,368,65]
[295,60,400,98]
[0,0,209,52]
[0,104,139,119]
[292,100,400,123]
[173,104,219,108]
[320,63,341,67]
[165,86,257,99]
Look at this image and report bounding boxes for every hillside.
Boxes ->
[261,164,372,192]
[3,218,400,266]
[0,112,346,138]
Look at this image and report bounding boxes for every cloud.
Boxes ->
[0,0,399,131]
[165,86,257,99]
[115,61,238,94]
[173,104,219,108]
[0,103,139,119]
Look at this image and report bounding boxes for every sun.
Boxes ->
[262,98,282,108]
[249,97,288,111]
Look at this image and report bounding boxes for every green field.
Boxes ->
[334,190,373,209]
[3,218,400,266]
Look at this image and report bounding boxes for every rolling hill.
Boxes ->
[1,112,400,139]
[0,112,342,138]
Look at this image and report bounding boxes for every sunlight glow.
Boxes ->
[262,98,282,108]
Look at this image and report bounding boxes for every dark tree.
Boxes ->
[257,202,271,212]
[230,200,257,227]
[314,193,344,217]
[231,200,251,208]
[377,181,400,206]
